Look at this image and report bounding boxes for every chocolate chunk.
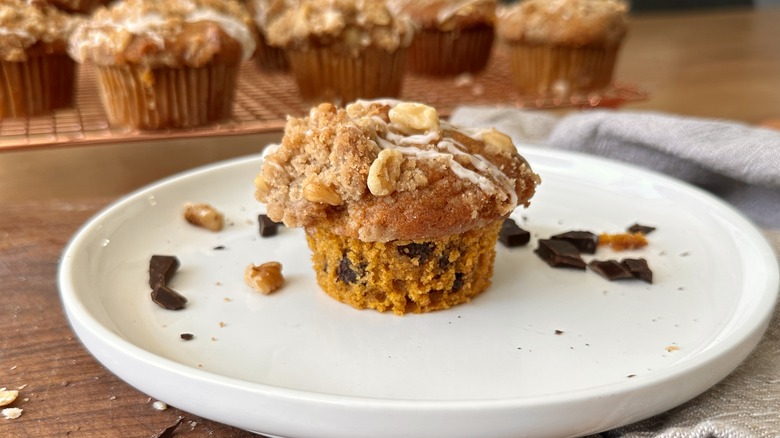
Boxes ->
[627,223,656,235]
[180,333,194,341]
[337,256,364,284]
[452,272,464,292]
[622,258,653,283]
[551,231,598,254]
[213,245,226,250]
[438,254,451,270]
[151,285,188,310]
[499,218,530,247]
[149,255,180,289]
[397,242,435,264]
[588,259,634,281]
[258,214,280,237]
[535,239,586,269]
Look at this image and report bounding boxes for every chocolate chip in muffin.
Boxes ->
[397,242,436,264]
[452,272,465,292]
[337,256,365,284]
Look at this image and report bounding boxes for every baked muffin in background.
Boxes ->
[497,0,628,97]
[265,0,414,104]
[0,0,81,118]
[255,99,540,315]
[45,0,108,14]
[68,0,257,130]
[246,0,289,72]
[393,0,497,76]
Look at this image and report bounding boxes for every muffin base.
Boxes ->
[286,46,407,104]
[254,35,289,72]
[94,63,239,130]
[0,54,75,118]
[506,43,620,96]
[305,220,502,315]
[408,26,495,76]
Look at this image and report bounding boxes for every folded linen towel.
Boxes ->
[450,107,780,438]
[449,107,780,229]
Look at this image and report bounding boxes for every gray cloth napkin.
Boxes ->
[449,108,780,230]
[450,107,780,438]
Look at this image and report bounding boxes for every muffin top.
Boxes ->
[497,0,628,47]
[68,0,257,68]
[0,0,81,62]
[392,0,496,32]
[247,0,287,34]
[265,0,413,56]
[255,100,540,243]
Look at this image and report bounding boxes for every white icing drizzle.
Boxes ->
[261,143,280,159]
[70,0,256,63]
[0,27,32,41]
[435,0,488,24]
[349,99,518,208]
[185,9,256,59]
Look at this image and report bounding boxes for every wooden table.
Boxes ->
[1,7,779,437]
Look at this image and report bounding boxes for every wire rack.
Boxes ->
[0,50,647,151]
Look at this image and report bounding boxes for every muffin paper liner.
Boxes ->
[286,46,407,104]
[407,26,495,76]
[95,63,239,130]
[507,43,620,96]
[0,54,75,118]
[254,36,289,72]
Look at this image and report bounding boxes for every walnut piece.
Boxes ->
[244,262,284,294]
[184,203,224,232]
[482,128,516,155]
[254,174,271,200]
[302,181,342,205]
[1,407,22,420]
[388,102,439,133]
[367,149,403,196]
[0,389,18,407]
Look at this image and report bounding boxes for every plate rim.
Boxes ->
[57,146,780,437]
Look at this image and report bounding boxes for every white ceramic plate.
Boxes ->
[59,147,779,438]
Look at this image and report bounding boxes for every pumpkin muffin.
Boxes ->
[255,99,540,315]
[265,0,414,104]
[68,0,257,130]
[0,0,81,118]
[497,0,628,96]
[246,0,289,71]
[393,0,497,76]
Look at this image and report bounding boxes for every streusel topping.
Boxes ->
[392,0,496,32]
[68,0,256,67]
[256,100,540,242]
[0,0,80,62]
[265,0,413,55]
[248,0,288,33]
[497,0,628,46]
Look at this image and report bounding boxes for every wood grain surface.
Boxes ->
[0,200,257,437]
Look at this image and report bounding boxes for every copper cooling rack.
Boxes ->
[0,50,647,151]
